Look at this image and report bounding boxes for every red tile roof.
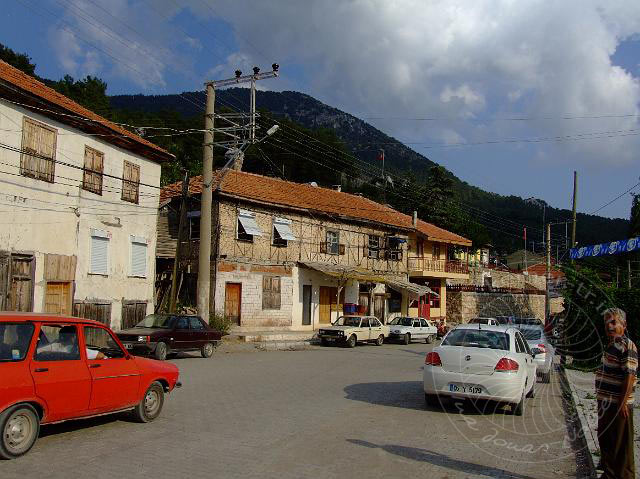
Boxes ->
[0,60,173,162]
[161,170,472,246]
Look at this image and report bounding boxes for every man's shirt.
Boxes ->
[596,336,638,405]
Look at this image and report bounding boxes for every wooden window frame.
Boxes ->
[121,160,140,204]
[325,230,340,255]
[20,117,57,183]
[262,276,281,310]
[82,146,104,195]
[367,235,382,259]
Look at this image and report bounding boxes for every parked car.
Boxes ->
[116,314,222,360]
[0,313,181,460]
[519,325,554,383]
[318,315,389,347]
[423,324,537,416]
[468,317,499,326]
[514,317,543,327]
[388,317,437,344]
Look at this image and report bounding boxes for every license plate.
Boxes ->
[449,383,482,395]
[124,343,133,349]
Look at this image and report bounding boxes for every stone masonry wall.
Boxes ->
[447,291,545,324]
[461,267,546,291]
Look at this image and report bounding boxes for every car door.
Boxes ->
[31,323,92,422]
[413,319,423,338]
[359,318,371,341]
[172,316,191,351]
[514,331,535,392]
[84,325,140,412]
[370,317,383,339]
[188,316,206,349]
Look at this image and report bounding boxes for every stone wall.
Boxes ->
[447,290,545,324]
[461,267,546,291]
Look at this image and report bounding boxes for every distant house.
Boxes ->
[505,249,545,272]
[158,171,472,331]
[0,60,174,328]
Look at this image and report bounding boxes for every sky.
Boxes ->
[3,0,640,221]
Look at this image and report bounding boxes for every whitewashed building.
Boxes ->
[0,60,174,329]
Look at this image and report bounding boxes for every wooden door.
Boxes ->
[319,286,332,324]
[225,283,242,325]
[302,285,312,326]
[9,255,34,312]
[122,301,147,330]
[44,282,72,315]
[0,253,9,310]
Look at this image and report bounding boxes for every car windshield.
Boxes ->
[469,318,492,324]
[442,329,509,350]
[0,323,35,361]
[135,314,173,329]
[515,318,542,326]
[520,328,542,340]
[389,317,413,326]
[335,316,361,327]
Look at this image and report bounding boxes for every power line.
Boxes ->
[589,180,640,215]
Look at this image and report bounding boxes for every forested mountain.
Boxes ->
[110,89,630,254]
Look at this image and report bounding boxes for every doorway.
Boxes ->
[225,283,242,325]
[373,294,385,322]
[302,285,312,326]
[44,282,72,315]
[319,286,344,324]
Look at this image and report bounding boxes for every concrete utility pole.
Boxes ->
[197,65,279,320]
[628,260,632,288]
[546,223,551,323]
[170,169,190,313]
[571,171,578,250]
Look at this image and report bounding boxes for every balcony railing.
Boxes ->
[408,257,469,274]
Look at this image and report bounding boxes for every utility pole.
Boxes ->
[523,226,528,273]
[616,266,620,288]
[380,149,386,204]
[571,171,578,251]
[197,65,279,321]
[170,170,190,313]
[628,259,632,288]
[546,223,551,324]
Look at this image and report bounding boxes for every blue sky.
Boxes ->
[3,1,640,221]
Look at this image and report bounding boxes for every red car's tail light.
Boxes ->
[425,352,442,366]
[537,344,546,353]
[495,358,519,372]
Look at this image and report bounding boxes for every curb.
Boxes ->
[560,366,598,478]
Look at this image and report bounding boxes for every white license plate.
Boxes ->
[449,383,482,395]
[124,343,133,349]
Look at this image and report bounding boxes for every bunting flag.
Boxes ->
[570,237,640,260]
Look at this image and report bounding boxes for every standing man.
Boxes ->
[595,308,637,479]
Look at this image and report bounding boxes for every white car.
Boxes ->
[468,317,499,326]
[318,315,389,347]
[423,324,538,416]
[519,325,554,383]
[388,317,437,344]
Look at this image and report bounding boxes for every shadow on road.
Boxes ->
[39,414,127,438]
[346,439,536,479]
[344,381,508,415]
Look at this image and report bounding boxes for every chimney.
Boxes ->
[412,210,418,227]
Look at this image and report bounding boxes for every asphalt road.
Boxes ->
[2,341,588,479]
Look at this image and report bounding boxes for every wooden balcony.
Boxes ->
[408,257,469,279]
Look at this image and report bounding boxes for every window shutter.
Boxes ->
[339,244,346,255]
[273,277,281,309]
[90,233,109,275]
[130,238,147,277]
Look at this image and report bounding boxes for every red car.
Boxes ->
[0,313,181,460]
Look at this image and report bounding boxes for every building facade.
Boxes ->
[0,61,173,329]
[158,170,471,331]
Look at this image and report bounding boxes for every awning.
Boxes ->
[238,210,263,236]
[274,217,297,241]
[385,279,437,298]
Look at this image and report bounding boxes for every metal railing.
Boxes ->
[408,257,469,274]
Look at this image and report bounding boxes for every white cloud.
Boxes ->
[189,0,640,167]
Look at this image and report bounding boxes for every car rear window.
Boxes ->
[520,328,542,340]
[390,317,413,326]
[0,323,35,361]
[442,329,509,350]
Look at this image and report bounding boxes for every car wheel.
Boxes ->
[510,389,526,416]
[131,381,165,423]
[425,394,440,408]
[375,334,384,346]
[403,333,411,345]
[201,342,214,358]
[0,404,40,460]
[346,334,357,348]
[425,334,434,344]
[154,342,168,361]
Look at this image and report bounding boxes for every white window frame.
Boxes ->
[89,229,109,276]
[130,235,148,278]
